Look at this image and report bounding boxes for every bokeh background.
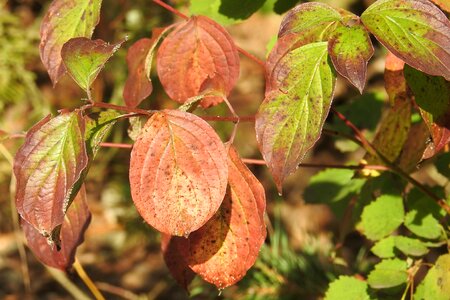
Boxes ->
[1,0,448,299]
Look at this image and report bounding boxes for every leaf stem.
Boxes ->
[241,158,389,170]
[151,0,265,68]
[73,258,106,300]
[331,108,450,215]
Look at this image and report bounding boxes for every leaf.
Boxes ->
[22,185,91,271]
[278,2,341,38]
[123,27,169,108]
[156,16,239,108]
[394,236,429,257]
[171,147,266,288]
[14,111,88,236]
[161,234,195,290]
[368,258,408,289]
[303,168,365,218]
[404,187,445,239]
[371,236,396,258]
[404,65,450,156]
[85,110,121,158]
[189,0,265,25]
[361,0,450,80]
[61,37,122,93]
[39,0,102,85]
[384,51,408,106]
[359,195,404,240]
[129,110,228,236]
[397,120,430,173]
[325,276,373,300]
[256,42,336,192]
[414,254,450,300]
[328,19,374,93]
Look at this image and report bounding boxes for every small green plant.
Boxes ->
[2,0,450,299]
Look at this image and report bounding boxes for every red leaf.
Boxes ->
[129,110,228,236]
[172,147,266,289]
[430,0,450,13]
[156,16,240,108]
[22,185,91,271]
[123,28,167,108]
[161,234,195,290]
[14,111,88,236]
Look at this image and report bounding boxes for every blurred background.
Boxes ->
[1,0,448,299]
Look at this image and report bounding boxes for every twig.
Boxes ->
[332,108,450,215]
[151,0,265,68]
[222,96,240,145]
[45,266,91,300]
[83,101,154,116]
[100,142,132,149]
[73,258,106,300]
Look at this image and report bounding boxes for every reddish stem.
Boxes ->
[99,142,132,149]
[151,0,265,68]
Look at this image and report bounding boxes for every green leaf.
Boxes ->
[435,152,450,178]
[189,0,265,25]
[404,187,445,239]
[394,236,428,257]
[404,65,450,156]
[61,38,122,93]
[328,20,374,93]
[40,0,102,85]
[325,276,373,300]
[414,254,450,300]
[85,110,121,158]
[368,258,408,289]
[256,42,336,192]
[304,168,365,218]
[361,0,450,80]
[14,111,88,236]
[371,236,396,258]
[278,2,341,38]
[359,195,404,240]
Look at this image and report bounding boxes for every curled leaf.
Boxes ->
[156,16,240,108]
[40,0,102,85]
[14,111,88,237]
[129,110,228,236]
[61,37,122,92]
[22,185,91,271]
[172,147,266,288]
[361,0,450,80]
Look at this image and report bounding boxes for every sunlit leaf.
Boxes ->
[172,146,266,289]
[157,16,239,108]
[256,42,336,192]
[85,110,121,158]
[361,0,450,80]
[414,254,450,300]
[40,0,102,85]
[430,0,450,13]
[22,185,91,271]
[394,236,429,257]
[14,111,88,237]
[371,236,396,258]
[359,194,404,240]
[129,110,228,236]
[368,258,408,289]
[328,19,374,93]
[61,37,122,93]
[325,276,374,300]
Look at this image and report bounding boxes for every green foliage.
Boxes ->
[414,254,450,300]
[359,195,404,241]
[367,258,408,289]
[325,276,373,300]
[371,236,396,258]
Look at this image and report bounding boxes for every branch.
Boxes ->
[331,108,450,215]
[151,0,265,68]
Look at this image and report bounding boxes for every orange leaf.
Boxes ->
[156,16,239,108]
[172,147,266,288]
[129,110,228,236]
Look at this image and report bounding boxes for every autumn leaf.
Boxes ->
[40,0,102,85]
[22,185,91,271]
[430,0,450,13]
[14,111,88,237]
[257,42,336,192]
[171,146,266,289]
[156,16,239,108]
[61,37,123,93]
[404,65,450,156]
[129,110,228,236]
[361,0,450,80]
[328,18,374,93]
